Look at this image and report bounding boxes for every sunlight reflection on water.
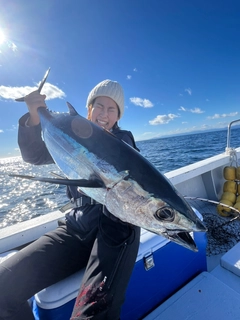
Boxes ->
[0,157,66,228]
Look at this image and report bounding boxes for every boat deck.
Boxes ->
[143,199,240,320]
[143,265,240,320]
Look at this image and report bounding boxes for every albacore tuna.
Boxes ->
[33,103,207,251]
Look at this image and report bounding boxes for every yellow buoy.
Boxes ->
[223,180,237,193]
[223,166,236,180]
[236,167,240,180]
[217,199,233,217]
[221,191,236,204]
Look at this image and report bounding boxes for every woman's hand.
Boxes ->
[24,90,47,126]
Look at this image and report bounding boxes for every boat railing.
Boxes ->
[225,119,240,155]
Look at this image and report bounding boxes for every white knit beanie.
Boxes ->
[86,79,124,119]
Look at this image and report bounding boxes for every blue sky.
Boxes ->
[1,0,240,158]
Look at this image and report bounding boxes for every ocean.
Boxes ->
[1,127,240,229]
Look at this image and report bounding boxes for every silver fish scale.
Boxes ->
[105,179,161,227]
[44,129,129,203]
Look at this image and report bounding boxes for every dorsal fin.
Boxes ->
[66,101,79,116]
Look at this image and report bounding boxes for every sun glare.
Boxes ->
[0,29,5,45]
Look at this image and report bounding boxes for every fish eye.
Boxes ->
[154,207,175,222]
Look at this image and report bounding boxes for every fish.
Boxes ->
[18,103,207,251]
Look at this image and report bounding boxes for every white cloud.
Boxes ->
[207,112,238,119]
[133,68,137,72]
[185,88,192,95]
[149,114,179,125]
[179,106,204,113]
[179,106,186,111]
[8,41,17,52]
[0,82,66,101]
[41,83,66,100]
[130,97,153,108]
[201,124,211,129]
[142,132,154,136]
[0,129,3,133]
[6,125,17,132]
[189,107,204,114]
[127,75,132,80]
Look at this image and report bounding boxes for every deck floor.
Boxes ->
[143,199,240,320]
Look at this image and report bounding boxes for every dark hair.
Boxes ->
[112,122,120,130]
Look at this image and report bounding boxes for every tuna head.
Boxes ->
[105,178,206,252]
[37,105,207,252]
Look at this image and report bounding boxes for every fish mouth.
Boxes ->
[165,230,198,252]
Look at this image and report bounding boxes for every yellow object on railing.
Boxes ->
[223,166,236,181]
[217,199,234,217]
[217,165,240,217]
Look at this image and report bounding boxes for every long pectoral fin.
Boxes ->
[105,170,130,188]
[50,172,66,179]
[8,174,104,188]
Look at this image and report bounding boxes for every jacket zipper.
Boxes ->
[107,242,128,289]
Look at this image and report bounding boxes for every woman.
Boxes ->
[0,80,140,320]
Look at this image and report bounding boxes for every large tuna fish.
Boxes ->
[27,104,207,251]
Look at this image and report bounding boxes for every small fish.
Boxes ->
[15,103,207,251]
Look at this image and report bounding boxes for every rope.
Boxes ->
[184,196,240,227]
[228,148,238,166]
[184,196,240,256]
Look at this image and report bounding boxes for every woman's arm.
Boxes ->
[18,113,54,165]
[18,91,54,165]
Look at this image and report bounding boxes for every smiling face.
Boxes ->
[89,96,120,130]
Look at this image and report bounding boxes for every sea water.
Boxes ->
[1,127,240,229]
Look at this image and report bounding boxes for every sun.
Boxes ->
[0,29,5,45]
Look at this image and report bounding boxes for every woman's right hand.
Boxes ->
[24,90,47,126]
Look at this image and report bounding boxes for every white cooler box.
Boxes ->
[0,250,18,262]
[34,228,207,320]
